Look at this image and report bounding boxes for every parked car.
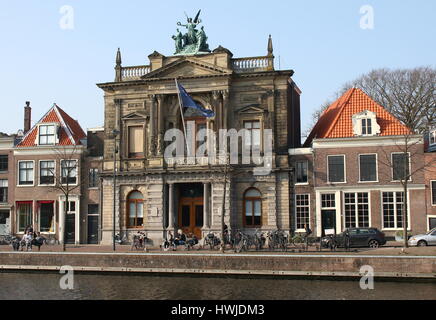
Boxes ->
[408,228,436,247]
[321,228,386,249]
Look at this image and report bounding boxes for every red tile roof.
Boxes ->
[17,104,86,147]
[304,88,411,146]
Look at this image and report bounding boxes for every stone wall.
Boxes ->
[1,252,434,279]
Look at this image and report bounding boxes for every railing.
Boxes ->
[232,56,274,73]
[121,65,151,80]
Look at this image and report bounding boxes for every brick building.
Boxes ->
[81,127,104,244]
[0,133,15,235]
[425,127,436,230]
[292,88,430,237]
[13,103,87,244]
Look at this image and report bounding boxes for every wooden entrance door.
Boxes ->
[178,197,203,239]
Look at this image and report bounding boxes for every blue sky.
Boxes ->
[0,0,435,137]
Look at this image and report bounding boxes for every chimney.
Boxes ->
[24,101,31,134]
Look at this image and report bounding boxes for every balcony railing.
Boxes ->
[231,56,274,73]
[121,65,151,80]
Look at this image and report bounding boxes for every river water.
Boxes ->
[0,272,434,300]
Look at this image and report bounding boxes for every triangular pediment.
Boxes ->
[236,104,266,114]
[122,111,148,120]
[141,57,232,79]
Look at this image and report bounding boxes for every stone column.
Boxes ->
[222,90,229,130]
[156,95,164,156]
[148,95,156,156]
[212,91,222,131]
[114,99,122,131]
[114,99,122,160]
[203,182,210,229]
[168,183,175,230]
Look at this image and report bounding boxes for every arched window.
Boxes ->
[244,188,262,227]
[127,191,144,228]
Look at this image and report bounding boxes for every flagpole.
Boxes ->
[175,78,191,157]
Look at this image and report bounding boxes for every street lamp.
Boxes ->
[112,129,120,251]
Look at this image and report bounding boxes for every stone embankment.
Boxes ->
[0,252,435,279]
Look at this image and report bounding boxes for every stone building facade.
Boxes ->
[97,36,302,245]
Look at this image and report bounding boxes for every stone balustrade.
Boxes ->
[121,65,151,80]
[232,56,274,73]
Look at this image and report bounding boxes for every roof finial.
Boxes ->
[115,48,122,82]
[267,34,273,56]
[116,48,122,66]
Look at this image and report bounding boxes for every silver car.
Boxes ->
[408,228,436,247]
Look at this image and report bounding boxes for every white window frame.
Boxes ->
[295,194,310,232]
[60,159,79,186]
[38,160,56,186]
[361,118,372,136]
[0,154,8,172]
[0,179,8,203]
[343,192,371,229]
[358,153,378,183]
[17,160,35,187]
[38,201,56,234]
[327,154,346,184]
[16,201,33,234]
[381,191,411,231]
[431,180,436,206]
[391,152,412,182]
[295,160,309,185]
[243,119,263,151]
[36,123,58,146]
[429,130,436,146]
[427,215,436,231]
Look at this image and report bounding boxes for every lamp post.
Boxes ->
[112,129,120,252]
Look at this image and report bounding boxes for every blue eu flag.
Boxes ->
[177,83,215,118]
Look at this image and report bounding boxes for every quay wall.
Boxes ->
[0,252,435,279]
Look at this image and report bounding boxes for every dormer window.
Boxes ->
[38,125,56,145]
[361,118,372,135]
[352,110,380,137]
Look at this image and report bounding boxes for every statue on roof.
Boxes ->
[174,10,211,56]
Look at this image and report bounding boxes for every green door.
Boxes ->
[321,210,336,236]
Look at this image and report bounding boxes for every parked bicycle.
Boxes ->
[114,233,128,245]
[131,232,150,251]
[291,233,317,251]
[267,230,288,252]
[0,233,14,245]
[43,233,59,246]
[234,231,256,253]
[253,229,266,251]
[203,232,221,250]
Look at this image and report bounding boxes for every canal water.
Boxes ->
[0,272,434,300]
